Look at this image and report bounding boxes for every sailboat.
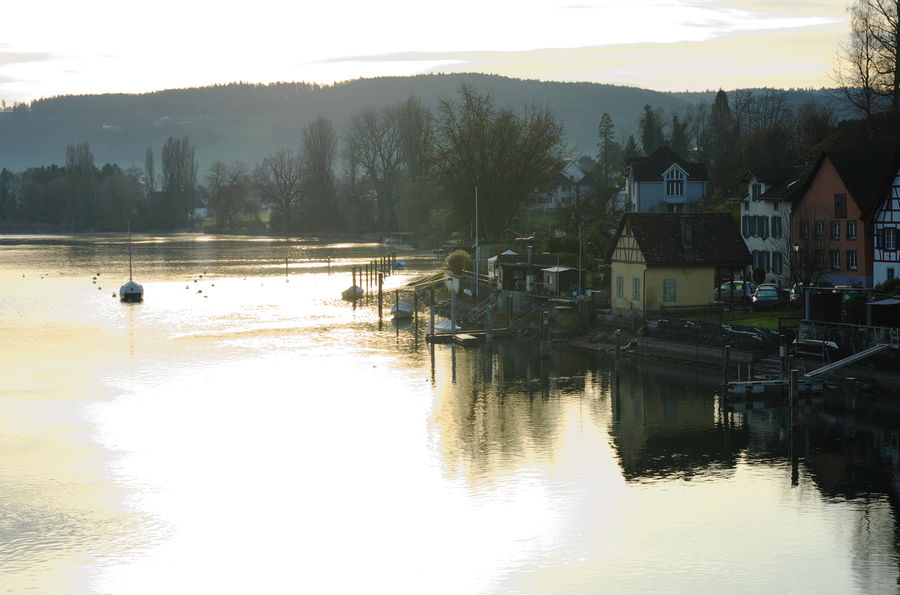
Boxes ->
[119,224,143,303]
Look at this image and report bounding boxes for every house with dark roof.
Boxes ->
[867,143,900,285]
[607,213,751,317]
[792,148,894,287]
[737,165,811,286]
[624,146,708,214]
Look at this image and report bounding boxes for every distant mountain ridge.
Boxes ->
[0,73,841,173]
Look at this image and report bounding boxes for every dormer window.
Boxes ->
[751,183,762,201]
[664,166,686,197]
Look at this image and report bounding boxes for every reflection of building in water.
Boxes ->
[609,360,749,481]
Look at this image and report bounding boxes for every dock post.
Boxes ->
[352,266,356,290]
[394,290,399,318]
[486,309,493,342]
[450,286,457,334]
[721,345,731,386]
[378,273,384,324]
[327,257,331,275]
[429,287,436,336]
[789,369,799,428]
[413,292,418,323]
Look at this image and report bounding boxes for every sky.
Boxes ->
[0,0,850,104]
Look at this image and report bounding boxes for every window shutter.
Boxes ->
[742,216,749,238]
[760,217,769,240]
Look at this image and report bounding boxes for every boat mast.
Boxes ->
[128,222,134,282]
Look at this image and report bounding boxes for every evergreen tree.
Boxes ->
[638,105,665,155]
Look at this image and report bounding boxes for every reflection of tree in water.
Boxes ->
[608,359,749,482]
[433,343,610,483]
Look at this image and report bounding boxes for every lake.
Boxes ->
[1,234,898,594]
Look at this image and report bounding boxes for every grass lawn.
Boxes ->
[688,307,801,328]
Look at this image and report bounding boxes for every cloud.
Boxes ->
[317,22,844,92]
[0,51,57,67]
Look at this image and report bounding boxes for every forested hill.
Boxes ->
[0,73,837,172]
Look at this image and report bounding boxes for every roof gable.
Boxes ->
[629,146,708,182]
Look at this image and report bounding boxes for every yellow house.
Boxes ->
[608,213,751,317]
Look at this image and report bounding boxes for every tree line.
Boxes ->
[0,86,569,243]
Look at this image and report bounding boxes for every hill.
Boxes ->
[0,74,842,173]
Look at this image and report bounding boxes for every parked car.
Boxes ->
[751,286,782,310]
[715,281,756,303]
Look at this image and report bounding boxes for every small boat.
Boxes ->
[120,225,143,303]
[341,285,364,301]
[391,301,413,319]
[433,318,460,333]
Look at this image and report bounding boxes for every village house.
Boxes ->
[538,161,588,212]
[868,145,900,285]
[737,165,810,287]
[623,146,708,213]
[792,148,894,288]
[607,212,751,318]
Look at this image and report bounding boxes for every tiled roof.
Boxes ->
[759,165,813,201]
[826,148,893,214]
[609,212,751,267]
[629,146,708,182]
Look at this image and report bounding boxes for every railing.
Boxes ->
[799,320,900,354]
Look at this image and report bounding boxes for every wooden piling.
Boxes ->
[378,273,384,322]
[721,345,731,386]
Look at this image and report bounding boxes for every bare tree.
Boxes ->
[300,117,338,231]
[396,96,432,180]
[790,202,836,286]
[344,107,402,232]
[833,1,898,116]
[256,149,303,235]
[207,161,250,231]
[432,85,567,239]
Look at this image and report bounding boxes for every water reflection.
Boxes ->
[2,236,899,594]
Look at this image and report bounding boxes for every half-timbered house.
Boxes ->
[870,146,900,285]
[607,213,750,317]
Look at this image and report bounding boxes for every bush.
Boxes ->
[444,249,472,274]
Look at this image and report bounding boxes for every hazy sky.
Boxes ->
[0,0,849,103]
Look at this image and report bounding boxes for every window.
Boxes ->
[816,250,825,267]
[771,216,782,239]
[799,220,809,239]
[832,249,841,270]
[616,275,624,298]
[847,221,857,240]
[751,183,762,201]
[889,268,896,280]
[758,216,769,240]
[772,252,782,275]
[831,221,841,240]
[663,279,677,303]
[834,193,847,218]
[742,215,749,237]
[773,201,779,211]
[665,169,685,196]
[632,277,641,301]
[847,250,858,270]
[748,216,757,237]
[887,228,898,251]
[743,201,749,212]
[815,221,824,239]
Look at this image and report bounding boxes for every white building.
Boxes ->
[737,166,809,287]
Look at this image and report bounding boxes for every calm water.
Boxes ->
[1,234,898,594]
